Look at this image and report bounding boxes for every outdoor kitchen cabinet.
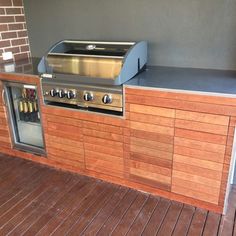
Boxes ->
[83,120,125,179]
[42,113,85,170]
[125,101,174,192]
[125,87,236,213]
[41,104,125,178]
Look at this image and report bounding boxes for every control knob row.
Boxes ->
[49,89,112,104]
[49,89,75,99]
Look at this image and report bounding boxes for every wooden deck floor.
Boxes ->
[0,154,235,236]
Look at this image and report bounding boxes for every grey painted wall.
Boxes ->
[24,0,236,70]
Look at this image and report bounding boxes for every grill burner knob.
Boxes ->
[66,90,75,99]
[49,89,57,97]
[58,89,65,98]
[102,94,112,104]
[84,92,93,101]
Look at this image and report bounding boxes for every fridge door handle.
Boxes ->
[1,88,6,106]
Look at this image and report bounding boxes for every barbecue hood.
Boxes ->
[38,40,147,85]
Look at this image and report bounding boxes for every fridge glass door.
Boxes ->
[5,82,45,155]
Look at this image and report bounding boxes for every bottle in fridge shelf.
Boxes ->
[18,88,40,123]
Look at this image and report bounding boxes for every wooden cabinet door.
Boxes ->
[126,103,175,191]
[43,114,85,170]
[172,110,229,204]
[83,120,124,178]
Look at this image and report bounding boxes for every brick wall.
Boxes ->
[0,0,31,63]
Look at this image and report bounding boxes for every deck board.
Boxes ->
[0,154,235,235]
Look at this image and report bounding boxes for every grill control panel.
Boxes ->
[42,83,123,113]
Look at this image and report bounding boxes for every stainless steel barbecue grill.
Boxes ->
[38,40,147,115]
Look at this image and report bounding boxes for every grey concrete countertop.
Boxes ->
[1,59,236,97]
[125,66,236,97]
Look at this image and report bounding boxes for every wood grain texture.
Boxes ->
[1,79,235,214]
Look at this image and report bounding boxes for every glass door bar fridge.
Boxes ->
[3,82,45,156]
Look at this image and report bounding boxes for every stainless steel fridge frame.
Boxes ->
[3,81,46,156]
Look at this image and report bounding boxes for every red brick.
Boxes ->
[14,52,28,61]
[0,0,12,6]
[0,15,14,23]
[0,40,11,48]
[0,24,8,31]
[0,8,6,14]
[8,23,23,30]
[1,31,17,39]
[11,38,26,46]
[20,45,29,52]
[12,0,23,6]
[15,15,24,22]
[4,46,20,54]
[6,7,22,15]
[17,30,27,38]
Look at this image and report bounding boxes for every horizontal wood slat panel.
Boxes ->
[84,136,123,150]
[84,143,123,158]
[85,150,124,165]
[130,144,173,160]
[46,121,83,134]
[130,104,175,118]
[130,137,173,153]
[174,145,225,163]
[125,87,236,107]
[175,128,227,145]
[130,160,172,177]
[85,161,123,178]
[85,156,124,173]
[129,167,171,185]
[47,147,84,162]
[130,121,174,136]
[42,106,125,126]
[130,129,174,144]
[46,129,83,142]
[176,110,229,125]
[172,170,221,188]
[173,161,222,180]
[127,94,236,116]
[46,140,84,156]
[174,137,226,154]
[129,174,171,191]
[172,185,219,204]
[172,177,220,197]
[175,119,228,135]
[45,114,82,127]
[82,128,123,142]
[83,121,123,134]
[174,154,223,172]
[130,152,172,169]
[45,134,83,149]
[129,112,174,127]
[48,154,84,169]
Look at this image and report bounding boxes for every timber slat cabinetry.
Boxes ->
[125,87,236,212]
[1,74,236,213]
[42,106,125,178]
[125,103,174,191]
[43,114,85,169]
[83,120,124,178]
[173,110,228,205]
